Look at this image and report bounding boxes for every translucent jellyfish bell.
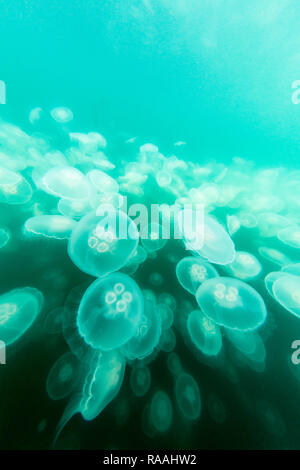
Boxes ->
[122,299,161,360]
[68,209,139,278]
[0,287,44,345]
[141,223,167,253]
[175,373,201,421]
[77,273,144,351]
[130,366,151,397]
[187,310,222,356]
[176,256,219,295]
[149,390,173,433]
[278,226,300,249]
[272,274,300,318]
[87,169,119,194]
[223,251,262,281]
[195,277,267,331]
[225,329,258,356]
[46,352,80,400]
[0,167,32,205]
[24,215,76,240]
[42,166,92,200]
[50,107,73,123]
[0,227,10,248]
[258,246,291,267]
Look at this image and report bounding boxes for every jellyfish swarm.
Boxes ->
[195,277,267,331]
[77,273,144,351]
[0,287,43,345]
[122,298,161,360]
[176,256,219,295]
[68,209,139,278]
[187,309,222,356]
[175,372,201,420]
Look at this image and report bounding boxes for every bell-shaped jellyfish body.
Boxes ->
[278,226,300,249]
[175,373,201,421]
[130,366,151,397]
[141,223,167,253]
[42,166,91,200]
[282,263,300,276]
[166,352,183,376]
[0,227,10,248]
[177,211,235,265]
[87,169,119,194]
[226,215,240,237]
[264,271,290,298]
[50,107,73,123]
[77,273,144,351]
[176,256,219,295]
[225,329,258,356]
[223,251,262,281]
[158,292,177,311]
[258,246,291,267]
[195,277,267,331]
[156,170,172,188]
[159,328,176,353]
[149,272,164,287]
[207,394,227,424]
[58,198,92,219]
[122,299,161,360]
[157,303,174,330]
[80,350,125,421]
[272,274,300,318]
[24,215,76,240]
[46,352,80,400]
[257,213,291,238]
[0,167,32,205]
[68,210,139,277]
[150,390,173,433]
[0,287,43,345]
[187,310,222,356]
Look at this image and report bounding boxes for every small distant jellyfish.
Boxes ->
[223,251,262,281]
[176,256,219,294]
[29,107,43,124]
[122,299,161,360]
[150,390,173,433]
[0,227,10,248]
[68,210,139,278]
[87,169,119,194]
[42,166,91,200]
[24,215,76,240]
[80,350,125,421]
[130,366,151,397]
[195,277,267,331]
[226,215,240,236]
[175,373,201,421]
[158,293,177,311]
[141,223,167,253]
[58,198,92,219]
[187,310,222,356]
[149,272,164,287]
[0,287,43,345]
[258,246,291,267]
[157,303,174,330]
[166,352,182,376]
[46,352,80,400]
[0,167,32,205]
[207,394,227,424]
[50,107,73,123]
[272,273,300,318]
[77,273,144,351]
[278,226,300,249]
[156,171,172,188]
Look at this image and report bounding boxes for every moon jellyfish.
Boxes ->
[257,213,291,238]
[272,274,300,318]
[0,227,10,248]
[77,273,143,351]
[187,310,222,356]
[175,373,201,421]
[50,107,73,123]
[150,390,173,433]
[24,215,76,240]
[159,328,176,353]
[87,169,119,194]
[278,226,300,249]
[176,256,219,295]
[264,271,290,298]
[258,246,291,267]
[149,272,164,287]
[226,215,240,236]
[130,366,151,397]
[195,277,267,331]
[157,303,174,330]
[166,352,182,376]
[207,394,227,424]
[122,299,161,360]
[158,293,177,311]
[223,251,262,281]
[0,287,43,345]
[42,166,91,200]
[225,329,258,356]
[46,352,80,400]
[58,198,92,219]
[68,210,139,277]
[0,167,32,205]
[141,223,167,253]
[156,171,172,188]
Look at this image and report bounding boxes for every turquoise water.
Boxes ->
[1,0,300,450]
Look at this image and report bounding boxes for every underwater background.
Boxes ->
[1,0,300,450]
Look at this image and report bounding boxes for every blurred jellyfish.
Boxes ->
[122,298,161,360]
[156,171,172,188]
[0,167,32,205]
[130,366,151,397]
[58,198,92,219]
[166,352,182,376]
[258,246,291,267]
[42,166,91,200]
[29,107,43,124]
[87,169,119,194]
[24,215,76,240]
[50,107,73,123]
[149,272,164,287]
[158,293,177,311]
[141,223,167,253]
[0,227,10,248]
[196,277,267,331]
[159,328,176,353]
[278,225,300,249]
[176,256,219,295]
[223,251,262,281]
[46,352,80,400]
[68,209,139,278]
[157,303,174,330]
[272,273,300,318]
[149,391,173,433]
[207,394,227,424]
[226,215,240,236]
[187,310,222,356]
[175,373,201,420]
[77,273,143,351]
[225,329,258,356]
[0,287,43,345]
